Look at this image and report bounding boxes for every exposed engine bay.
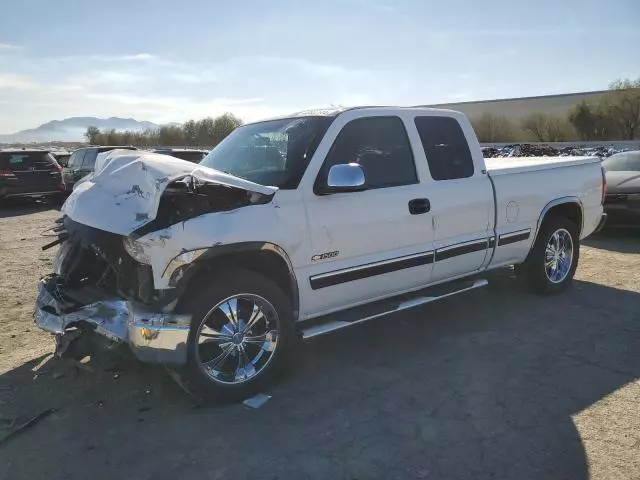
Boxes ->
[44,216,157,307]
[134,176,270,235]
[44,175,271,310]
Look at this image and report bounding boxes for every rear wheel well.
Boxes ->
[179,250,298,315]
[540,202,582,236]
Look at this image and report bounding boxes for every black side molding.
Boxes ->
[434,240,488,262]
[497,229,531,246]
[310,251,434,290]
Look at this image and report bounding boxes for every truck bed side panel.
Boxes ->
[487,161,603,269]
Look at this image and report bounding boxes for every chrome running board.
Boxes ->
[301,278,488,339]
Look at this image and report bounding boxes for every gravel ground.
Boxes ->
[0,202,638,480]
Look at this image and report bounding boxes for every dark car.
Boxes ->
[0,149,64,204]
[151,148,209,163]
[62,146,137,193]
[602,151,640,226]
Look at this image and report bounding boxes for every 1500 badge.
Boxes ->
[311,251,339,261]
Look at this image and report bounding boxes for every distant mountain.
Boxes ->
[0,117,163,143]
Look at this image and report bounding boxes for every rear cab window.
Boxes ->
[414,116,474,180]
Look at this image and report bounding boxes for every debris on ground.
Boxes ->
[242,393,272,409]
[0,408,56,447]
[481,143,639,158]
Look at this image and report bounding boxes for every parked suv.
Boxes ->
[0,149,64,204]
[62,146,137,193]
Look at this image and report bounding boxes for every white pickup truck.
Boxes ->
[35,107,607,400]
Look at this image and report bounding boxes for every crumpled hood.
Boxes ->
[605,171,640,193]
[62,149,277,235]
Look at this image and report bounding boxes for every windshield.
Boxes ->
[603,152,640,172]
[199,116,332,189]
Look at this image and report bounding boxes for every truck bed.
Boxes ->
[484,156,601,176]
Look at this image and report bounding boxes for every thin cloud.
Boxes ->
[0,43,22,50]
[0,74,39,90]
[357,0,396,13]
[69,71,143,86]
[372,4,396,13]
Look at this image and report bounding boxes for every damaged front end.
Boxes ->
[33,151,278,365]
[34,216,192,364]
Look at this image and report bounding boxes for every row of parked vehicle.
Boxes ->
[3,142,637,227]
[0,146,208,205]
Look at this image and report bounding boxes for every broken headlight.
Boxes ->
[123,236,152,265]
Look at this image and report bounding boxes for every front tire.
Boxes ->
[518,215,580,294]
[170,269,295,402]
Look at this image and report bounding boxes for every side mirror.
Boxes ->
[322,163,367,194]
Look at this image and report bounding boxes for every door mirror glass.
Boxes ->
[324,163,366,193]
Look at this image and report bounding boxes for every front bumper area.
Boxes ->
[34,278,191,364]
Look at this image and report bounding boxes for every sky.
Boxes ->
[0,0,638,133]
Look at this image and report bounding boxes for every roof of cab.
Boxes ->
[260,105,464,123]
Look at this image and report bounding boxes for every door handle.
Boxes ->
[408,198,430,215]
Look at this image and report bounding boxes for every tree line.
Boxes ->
[84,113,242,148]
[472,78,640,143]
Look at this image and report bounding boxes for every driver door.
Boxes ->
[301,114,434,317]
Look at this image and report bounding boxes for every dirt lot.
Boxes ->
[0,203,639,480]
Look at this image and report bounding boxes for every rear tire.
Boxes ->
[169,268,295,402]
[517,215,580,294]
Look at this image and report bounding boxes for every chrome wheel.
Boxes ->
[544,228,574,284]
[195,294,279,385]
